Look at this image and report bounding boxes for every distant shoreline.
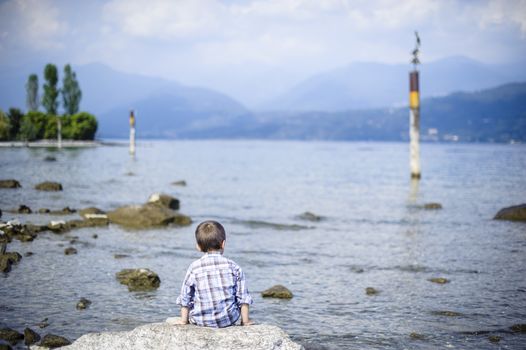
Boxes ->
[0,140,123,148]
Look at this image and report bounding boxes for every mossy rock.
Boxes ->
[428,277,449,284]
[107,204,191,229]
[35,182,63,191]
[261,285,293,299]
[24,327,40,346]
[39,334,71,348]
[510,323,526,333]
[424,203,442,210]
[0,327,23,344]
[147,193,180,210]
[116,268,161,291]
[76,297,92,310]
[0,252,22,273]
[409,332,426,340]
[365,287,379,295]
[488,335,501,343]
[494,204,526,221]
[64,247,77,255]
[17,205,32,214]
[0,179,21,188]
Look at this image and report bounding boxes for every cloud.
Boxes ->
[0,0,67,50]
[477,0,526,34]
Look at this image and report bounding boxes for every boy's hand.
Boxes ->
[174,319,189,325]
[241,319,255,326]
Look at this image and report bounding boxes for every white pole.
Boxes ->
[57,117,62,149]
[409,107,420,179]
[129,110,136,155]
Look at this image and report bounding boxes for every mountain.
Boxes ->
[262,56,526,112]
[201,82,526,143]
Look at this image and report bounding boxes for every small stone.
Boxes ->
[44,156,57,162]
[409,332,425,340]
[39,334,71,348]
[17,205,32,214]
[171,180,187,186]
[428,277,449,284]
[35,182,63,191]
[76,297,92,310]
[64,247,77,255]
[92,234,98,239]
[510,324,526,333]
[38,208,51,214]
[0,327,23,344]
[37,318,49,329]
[261,285,293,299]
[24,327,40,346]
[432,310,463,317]
[116,268,161,291]
[297,211,323,222]
[0,180,21,189]
[488,335,501,343]
[61,207,76,214]
[25,252,34,257]
[365,287,379,295]
[424,203,442,210]
[114,254,129,259]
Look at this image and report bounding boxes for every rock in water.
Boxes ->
[116,268,161,291]
[24,328,41,346]
[510,324,526,333]
[423,203,442,210]
[79,207,105,219]
[17,205,32,214]
[171,180,187,186]
[76,298,91,310]
[39,334,71,348]
[494,204,526,221]
[64,247,77,255]
[261,285,293,299]
[52,323,302,350]
[0,252,22,273]
[297,212,323,222]
[35,182,63,191]
[0,179,21,188]
[107,204,191,229]
[147,193,180,210]
[365,287,379,295]
[0,327,23,344]
[428,277,449,284]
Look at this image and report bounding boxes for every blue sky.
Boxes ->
[1,0,525,105]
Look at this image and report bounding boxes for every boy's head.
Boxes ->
[195,220,226,252]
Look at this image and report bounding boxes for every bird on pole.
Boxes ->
[411,31,421,69]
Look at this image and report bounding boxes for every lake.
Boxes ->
[1,140,525,349]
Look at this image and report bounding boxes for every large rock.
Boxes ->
[116,268,160,292]
[38,334,71,348]
[35,182,63,192]
[107,204,191,229]
[0,327,23,344]
[494,204,526,221]
[44,323,302,350]
[0,179,21,188]
[0,252,22,273]
[261,285,293,299]
[147,193,180,210]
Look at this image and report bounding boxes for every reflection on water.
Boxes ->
[1,140,525,349]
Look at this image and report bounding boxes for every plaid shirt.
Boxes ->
[176,252,253,328]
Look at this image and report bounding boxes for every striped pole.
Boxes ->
[129,110,136,155]
[409,70,421,179]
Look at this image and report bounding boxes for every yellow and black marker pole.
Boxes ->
[409,70,421,179]
[129,110,136,155]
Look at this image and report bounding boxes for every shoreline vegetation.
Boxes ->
[0,140,102,148]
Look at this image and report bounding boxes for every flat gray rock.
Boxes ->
[31,323,303,350]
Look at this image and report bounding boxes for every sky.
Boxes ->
[1,0,525,106]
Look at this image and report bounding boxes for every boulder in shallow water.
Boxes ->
[116,268,161,292]
[297,212,323,222]
[24,328,41,346]
[428,277,449,284]
[35,182,63,191]
[0,180,21,189]
[171,180,187,186]
[423,203,442,210]
[0,328,23,344]
[64,247,77,255]
[494,204,526,222]
[261,285,293,299]
[76,298,91,310]
[510,324,526,333]
[39,334,71,348]
[147,193,180,210]
[0,252,22,273]
[365,287,379,296]
[50,323,302,350]
[107,204,191,229]
[488,335,501,343]
[18,205,32,214]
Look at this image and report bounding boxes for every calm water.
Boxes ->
[1,140,525,349]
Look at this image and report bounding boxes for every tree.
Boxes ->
[7,108,23,140]
[42,64,59,115]
[62,112,98,140]
[19,111,47,141]
[62,64,82,115]
[26,74,39,112]
[0,109,10,141]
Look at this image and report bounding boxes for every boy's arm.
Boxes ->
[240,304,254,326]
[176,306,189,325]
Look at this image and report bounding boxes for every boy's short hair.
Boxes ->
[195,220,226,252]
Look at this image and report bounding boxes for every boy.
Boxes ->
[174,220,254,327]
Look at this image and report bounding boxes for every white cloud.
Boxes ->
[478,0,526,34]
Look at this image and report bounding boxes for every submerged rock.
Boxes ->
[44,156,57,162]
[423,203,442,210]
[510,324,526,333]
[50,207,76,215]
[52,323,302,350]
[365,287,379,296]
[431,310,463,317]
[0,180,21,189]
[428,277,449,284]
[147,193,180,210]
[0,327,23,344]
[409,332,426,340]
[35,182,63,192]
[488,335,501,343]
[64,247,77,255]
[171,180,187,186]
[494,204,526,222]
[116,268,161,292]
[38,208,51,214]
[261,285,293,299]
[76,298,91,310]
[18,205,32,214]
[297,212,323,222]
[39,334,71,348]
[24,328,41,346]
[0,252,22,273]
[107,204,191,229]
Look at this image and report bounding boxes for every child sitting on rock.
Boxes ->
[173,220,254,327]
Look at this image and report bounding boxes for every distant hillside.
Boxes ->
[262,56,526,112]
[197,82,526,143]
